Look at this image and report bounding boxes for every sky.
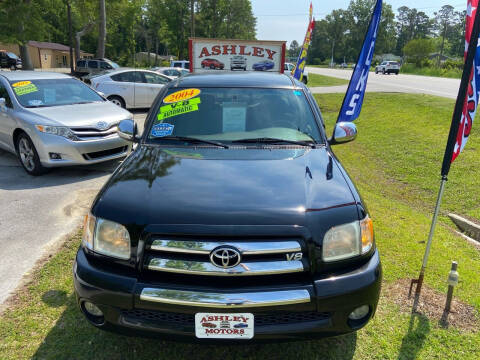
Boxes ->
[251,0,469,46]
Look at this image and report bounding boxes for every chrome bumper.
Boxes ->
[139,288,311,308]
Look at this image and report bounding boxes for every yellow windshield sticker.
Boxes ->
[12,81,32,87]
[13,83,38,96]
[158,97,201,121]
[163,88,201,104]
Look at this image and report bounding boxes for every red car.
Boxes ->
[201,58,224,70]
[202,322,217,328]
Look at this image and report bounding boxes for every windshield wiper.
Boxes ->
[231,137,316,148]
[152,136,229,149]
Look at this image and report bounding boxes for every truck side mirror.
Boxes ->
[329,122,357,145]
[118,119,139,143]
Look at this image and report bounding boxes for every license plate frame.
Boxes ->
[195,312,254,339]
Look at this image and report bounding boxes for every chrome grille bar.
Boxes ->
[139,288,310,308]
[147,258,304,276]
[149,239,301,255]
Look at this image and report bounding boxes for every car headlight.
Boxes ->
[35,125,79,141]
[82,213,131,260]
[322,216,374,262]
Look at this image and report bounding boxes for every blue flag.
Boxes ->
[337,0,382,123]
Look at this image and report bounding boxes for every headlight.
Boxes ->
[82,213,131,260]
[35,125,79,141]
[322,217,374,262]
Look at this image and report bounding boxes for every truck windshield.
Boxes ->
[147,87,323,145]
[10,78,105,108]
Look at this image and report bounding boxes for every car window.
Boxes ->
[77,60,86,68]
[0,83,13,108]
[7,52,18,59]
[147,88,323,144]
[100,61,112,69]
[111,71,143,83]
[9,78,104,108]
[143,72,169,84]
[87,60,98,68]
[172,62,181,67]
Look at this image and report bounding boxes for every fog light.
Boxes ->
[83,301,103,317]
[348,305,370,320]
[49,152,62,160]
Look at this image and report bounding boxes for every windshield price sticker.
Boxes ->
[13,81,38,96]
[195,313,254,339]
[158,97,201,121]
[163,88,201,104]
[151,123,174,137]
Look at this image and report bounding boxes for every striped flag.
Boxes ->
[293,2,315,82]
[441,0,480,176]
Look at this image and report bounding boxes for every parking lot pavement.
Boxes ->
[0,110,148,305]
[306,67,460,99]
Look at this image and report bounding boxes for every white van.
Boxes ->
[170,60,190,70]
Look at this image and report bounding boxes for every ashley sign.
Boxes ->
[189,38,286,73]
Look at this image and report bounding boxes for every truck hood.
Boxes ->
[25,101,132,127]
[93,145,358,228]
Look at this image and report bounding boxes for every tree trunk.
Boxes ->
[19,44,33,70]
[75,22,95,61]
[67,1,74,73]
[97,0,106,58]
[439,22,447,68]
[190,0,195,37]
[155,38,159,66]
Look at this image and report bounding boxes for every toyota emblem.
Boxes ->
[96,121,109,130]
[209,246,241,269]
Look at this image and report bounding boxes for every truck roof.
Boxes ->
[172,72,298,89]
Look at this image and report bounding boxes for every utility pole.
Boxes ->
[330,39,335,67]
[66,0,74,73]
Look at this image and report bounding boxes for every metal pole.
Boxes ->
[414,175,448,297]
[331,39,335,67]
[445,261,458,313]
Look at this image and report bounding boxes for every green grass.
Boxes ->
[307,73,349,87]
[399,64,462,79]
[1,93,480,359]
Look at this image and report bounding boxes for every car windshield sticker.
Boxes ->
[158,97,201,121]
[28,99,43,106]
[163,149,203,159]
[163,88,201,104]
[294,90,302,96]
[151,123,174,137]
[222,104,247,133]
[12,81,38,96]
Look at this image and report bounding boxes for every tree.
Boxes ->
[403,38,435,66]
[289,40,300,58]
[97,0,106,57]
[434,5,455,65]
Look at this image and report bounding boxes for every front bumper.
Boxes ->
[31,132,132,167]
[73,249,381,342]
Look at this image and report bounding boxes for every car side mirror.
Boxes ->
[329,122,357,145]
[0,98,6,111]
[118,119,139,143]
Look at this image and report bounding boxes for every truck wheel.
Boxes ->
[108,95,126,109]
[16,133,47,176]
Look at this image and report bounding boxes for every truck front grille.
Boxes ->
[121,310,329,327]
[143,237,307,277]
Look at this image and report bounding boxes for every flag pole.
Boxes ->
[411,2,480,302]
[412,175,447,299]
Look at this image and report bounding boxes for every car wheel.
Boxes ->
[375,69,378,74]
[16,133,47,176]
[382,69,385,75]
[302,77,308,84]
[108,95,126,109]
[243,67,246,71]
[10,64,16,71]
[210,65,215,70]
[201,64,205,69]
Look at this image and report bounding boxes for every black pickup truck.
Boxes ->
[0,50,22,70]
[74,72,381,342]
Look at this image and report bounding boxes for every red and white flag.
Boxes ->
[442,0,480,175]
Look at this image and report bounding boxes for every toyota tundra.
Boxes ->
[73,72,382,342]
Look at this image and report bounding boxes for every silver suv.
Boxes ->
[375,61,400,75]
[0,71,132,175]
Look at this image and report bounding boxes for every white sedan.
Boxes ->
[90,69,171,109]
